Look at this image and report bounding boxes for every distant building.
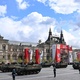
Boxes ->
[0,28,66,63]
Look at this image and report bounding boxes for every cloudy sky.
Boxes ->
[0,0,80,48]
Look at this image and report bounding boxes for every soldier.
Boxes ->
[53,66,56,77]
[12,69,16,80]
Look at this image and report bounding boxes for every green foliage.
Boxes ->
[49,57,53,62]
[0,58,5,63]
[17,58,23,63]
[42,58,47,62]
[32,57,35,63]
[10,58,13,63]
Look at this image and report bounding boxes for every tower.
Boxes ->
[59,30,66,44]
[45,28,52,44]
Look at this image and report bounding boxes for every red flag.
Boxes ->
[35,49,40,64]
[24,48,30,63]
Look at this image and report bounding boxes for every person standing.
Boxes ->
[53,66,56,77]
[12,69,16,80]
[79,63,80,74]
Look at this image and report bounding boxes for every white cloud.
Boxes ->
[0,5,7,16]
[0,12,56,42]
[16,0,29,10]
[63,30,75,44]
[0,12,80,48]
[37,0,47,4]
[37,0,80,14]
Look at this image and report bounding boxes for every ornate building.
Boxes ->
[0,35,9,63]
[37,28,66,61]
[0,28,66,63]
[0,35,37,63]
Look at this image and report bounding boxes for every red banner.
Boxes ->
[56,44,61,63]
[35,49,40,64]
[24,48,30,63]
[69,46,72,51]
[56,44,69,63]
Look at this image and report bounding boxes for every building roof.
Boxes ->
[8,41,38,47]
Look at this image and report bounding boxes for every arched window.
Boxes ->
[8,54,10,59]
[2,44,6,51]
[18,53,23,60]
[12,54,17,60]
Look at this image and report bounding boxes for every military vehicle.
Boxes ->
[40,61,52,68]
[15,48,42,75]
[0,62,20,72]
[72,62,79,69]
[0,48,42,75]
[15,62,41,75]
[0,62,41,75]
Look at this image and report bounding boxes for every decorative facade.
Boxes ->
[37,28,66,61]
[0,28,66,63]
[0,35,38,63]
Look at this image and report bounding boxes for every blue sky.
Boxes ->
[0,0,80,48]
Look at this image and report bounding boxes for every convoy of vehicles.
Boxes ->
[0,44,73,73]
[1,42,80,75]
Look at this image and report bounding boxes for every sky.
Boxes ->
[0,0,80,49]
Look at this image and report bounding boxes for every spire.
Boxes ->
[48,28,52,40]
[49,28,52,36]
[59,30,65,44]
[45,28,52,44]
[60,30,63,38]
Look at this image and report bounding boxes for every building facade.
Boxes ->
[37,28,66,62]
[0,28,66,63]
[0,35,38,63]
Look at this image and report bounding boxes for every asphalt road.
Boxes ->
[0,65,80,80]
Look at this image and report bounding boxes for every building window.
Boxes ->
[8,54,10,59]
[12,54,17,60]
[2,45,6,51]
[18,54,23,60]
[46,49,49,53]
[3,55,6,59]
